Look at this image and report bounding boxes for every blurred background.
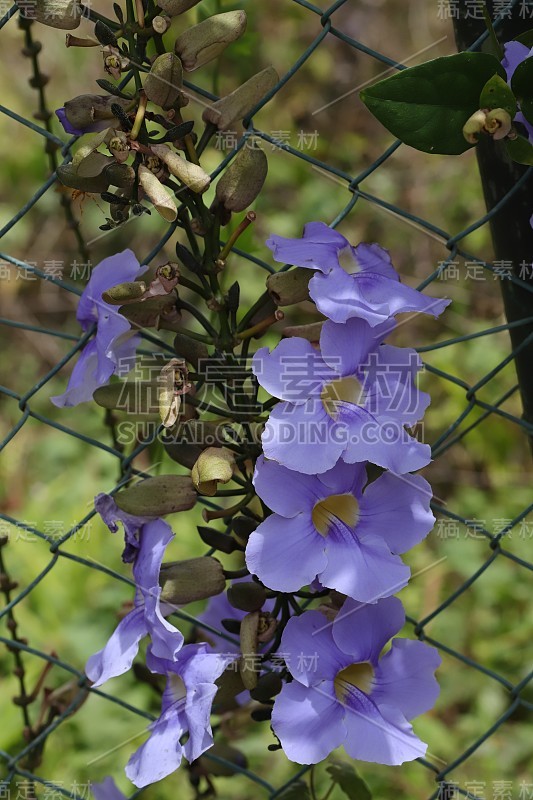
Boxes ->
[0,0,532,798]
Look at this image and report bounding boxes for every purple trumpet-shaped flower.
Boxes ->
[271,597,440,765]
[246,456,434,601]
[95,493,157,564]
[502,41,533,143]
[91,777,126,800]
[125,645,231,787]
[86,519,183,687]
[267,222,450,326]
[51,250,146,408]
[55,107,110,136]
[254,316,431,475]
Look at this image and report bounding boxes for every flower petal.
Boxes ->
[280,611,350,685]
[125,704,184,788]
[91,776,127,800]
[372,639,441,720]
[319,317,389,376]
[253,455,321,517]
[332,596,405,664]
[253,337,333,403]
[267,221,349,273]
[85,606,147,687]
[50,339,106,407]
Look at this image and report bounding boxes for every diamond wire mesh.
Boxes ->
[0,0,532,798]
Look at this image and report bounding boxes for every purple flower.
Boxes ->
[246,456,434,601]
[55,107,110,136]
[253,317,431,475]
[86,519,184,687]
[51,250,146,408]
[95,493,157,564]
[271,597,440,765]
[267,223,450,326]
[502,42,533,143]
[125,644,230,787]
[91,777,126,800]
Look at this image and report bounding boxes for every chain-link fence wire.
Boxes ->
[0,0,532,798]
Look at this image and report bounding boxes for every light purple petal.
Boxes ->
[357,273,450,321]
[502,41,531,82]
[94,493,156,564]
[317,459,367,498]
[93,311,135,384]
[342,689,426,765]
[183,682,218,763]
[280,610,350,685]
[253,337,333,403]
[271,680,347,764]
[319,518,410,602]
[319,317,389,376]
[267,222,350,273]
[133,519,174,589]
[310,269,396,326]
[50,339,105,407]
[253,455,322,517]
[261,399,344,475]
[246,513,327,593]
[341,421,432,474]
[358,472,434,554]
[354,242,399,279]
[372,639,441,720]
[91,777,127,800]
[77,250,145,328]
[364,344,429,424]
[332,597,405,665]
[125,703,184,788]
[85,606,147,687]
[143,586,184,662]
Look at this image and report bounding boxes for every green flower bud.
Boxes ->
[62,95,130,130]
[151,143,210,193]
[202,66,278,131]
[227,581,267,613]
[114,475,196,516]
[158,0,203,14]
[462,109,487,144]
[191,446,235,496]
[266,267,311,306]
[144,53,186,111]
[20,0,82,30]
[159,556,225,604]
[92,380,161,416]
[215,145,268,213]
[138,164,178,222]
[174,10,247,72]
[102,281,147,304]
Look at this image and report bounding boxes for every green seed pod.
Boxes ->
[174,10,247,72]
[159,557,225,604]
[202,66,278,131]
[20,0,83,29]
[266,267,311,306]
[144,53,186,110]
[114,475,196,516]
[215,146,268,213]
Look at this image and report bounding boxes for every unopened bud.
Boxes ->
[102,281,147,304]
[191,446,235,496]
[267,268,311,306]
[282,321,322,342]
[484,107,512,140]
[114,475,196,516]
[138,164,178,222]
[202,66,278,131]
[57,153,114,192]
[462,109,487,144]
[227,581,267,613]
[21,0,82,29]
[62,95,130,131]
[215,146,268,213]
[239,611,259,690]
[158,0,202,14]
[144,53,186,110]
[159,557,225,604]
[151,143,210,193]
[174,10,247,71]
[173,332,209,367]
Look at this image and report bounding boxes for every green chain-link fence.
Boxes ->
[0,0,532,798]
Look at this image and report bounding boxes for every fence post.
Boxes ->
[452,2,533,453]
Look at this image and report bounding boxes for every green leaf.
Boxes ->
[326,761,372,800]
[505,134,533,165]
[360,52,505,154]
[513,30,533,48]
[275,781,311,800]
[479,74,517,117]
[511,57,533,124]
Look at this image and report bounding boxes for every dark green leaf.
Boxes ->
[513,30,533,48]
[511,57,533,124]
[95,79,133,100]
[113,2,124,24]
[505,134,533,165]
[326,761,372,800]
[94,20,117,46]
[275,780,311,800]
[479,74,517,116]
[197,525,239,554]
[360,52,505,154]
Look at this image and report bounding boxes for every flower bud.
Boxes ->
[93,380,161,416]
[114,475,196,516]
[215,146,268,213]
[267,267,311,306]
[108,130,130,163]
[484,108,512,140]
[21,0,82,30]
[57,153,113,192]
[102,281,147,304]
[202,66,278,130]
[282,321,322,343]
[462,109,487,144]
[173,332,209,367]
[239,611,259,690]
[62,95,130,131]
[143,53,186,110]
[159,556,225,604]
[119,296,180,330]
[150,143,210,193]
[174,10,247,72]
[138,164,178,222]
[158,0,203,14]
[227,581,267,613]
[191,446,236,496]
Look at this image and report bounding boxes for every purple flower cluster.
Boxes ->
[246,223,447,764]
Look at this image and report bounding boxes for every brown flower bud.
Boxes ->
[202,66,278,131]
[267,267,311,306]
[191,446,236,496]
[159,557,225,604]
[174,10,247,71]
[62,95,130,130]
[144,53,186,110]
[150,143,210,193]
[158,0,203,14]
[114,475,196,516]
[57,153,113,192]
[239,611,259,690]
[227,581,267,613]
[215,145,268,213]
[22,0,83,30]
